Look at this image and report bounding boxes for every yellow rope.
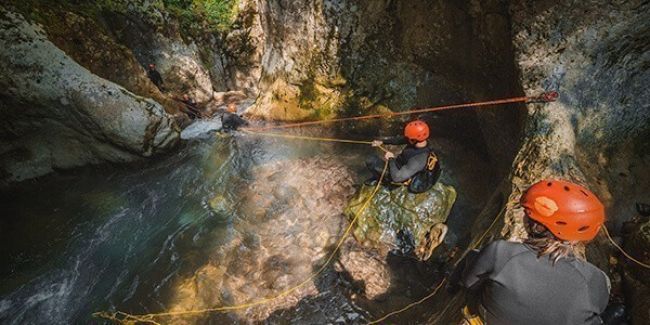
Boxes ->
[602,226,650,269]
[367,205,506,325]
[368,210,650,324]
[94,156,389,324]
[242,129,391,153]
[366,279,448,325]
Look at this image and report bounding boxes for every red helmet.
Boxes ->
[521,179,605,241]
[404,120,429,142]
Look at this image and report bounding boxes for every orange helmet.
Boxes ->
[521,179,605,241]
[404,120,429,142]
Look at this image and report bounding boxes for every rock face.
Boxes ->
[424,1,649,323]
[507,0,650,229]
[344,183,456,260]
[506,0,650,305]
[244,0,523,126]
[0,11,179,182]
[623,218,650,323]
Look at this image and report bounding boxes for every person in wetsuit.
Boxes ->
[147,63,164,91]
[179,94,202,119]
[366,119,440,193]
[221,102,248,132]
[458,179,610,325]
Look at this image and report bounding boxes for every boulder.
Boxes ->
[344,182,456,260]
[0,10,179,182]
[180,118,223,140]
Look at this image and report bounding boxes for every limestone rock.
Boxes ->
[0,11,179,182]
[344,182,456,260]
[180,118,223,140]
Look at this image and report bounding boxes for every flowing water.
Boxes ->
[0,124,497,324]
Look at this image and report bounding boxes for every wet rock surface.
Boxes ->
[244,0,522,122]
[0,11,179,183]
[344,183,456,260]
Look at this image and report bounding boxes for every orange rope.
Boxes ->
[245,95,535,131]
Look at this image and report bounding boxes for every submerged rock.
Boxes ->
[166,156,357,323]
[344,182,456,260]
[206,194,234,223]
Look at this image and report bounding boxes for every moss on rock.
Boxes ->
[344,182,456,260]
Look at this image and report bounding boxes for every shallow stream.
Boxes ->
[0,123,498,324]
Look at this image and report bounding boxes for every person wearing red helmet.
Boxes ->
[365,119,440,193]
[456,180,610,325]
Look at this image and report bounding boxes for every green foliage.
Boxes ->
[163,0,193,9]
[162,0,238,32]
[192,0,238,31]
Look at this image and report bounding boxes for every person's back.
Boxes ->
[221,103,248,131]
[460,179,610,325]
[366,120,440,193]
[462,240,609,325]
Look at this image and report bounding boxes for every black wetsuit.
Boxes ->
[461,240,610,325]
[147,68,163,90]
[221,112,248,131]
[180,99,201,119]
[366,136,440,193]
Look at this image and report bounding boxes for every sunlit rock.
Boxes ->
[0,11,179,183]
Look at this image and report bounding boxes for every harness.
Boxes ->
[391,147,440,188]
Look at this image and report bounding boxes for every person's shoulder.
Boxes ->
[483,239,528,256]
[576,259,610,283]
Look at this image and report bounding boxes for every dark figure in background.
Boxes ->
[366,120,440,193]
[180,94,201,119]
[221,102,248,132]
[147,63,164,90]
[457,180,610,325]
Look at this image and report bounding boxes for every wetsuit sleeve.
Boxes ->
[388,152,428,182]
[461,240,500,289]
[378,135,408,145]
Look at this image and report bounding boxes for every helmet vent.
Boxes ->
[580,190,589,197]
[547,182,553,187]
[555,221,567,226]
[564,186,571,191]
[578,225,590,232]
